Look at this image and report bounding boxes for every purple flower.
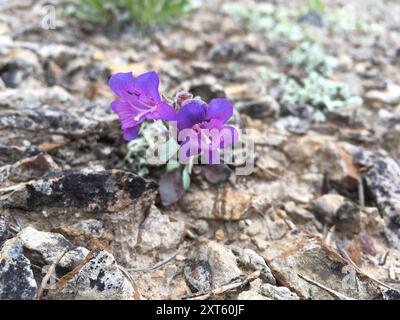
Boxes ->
[177,98,238,164]
[109,71,176,141]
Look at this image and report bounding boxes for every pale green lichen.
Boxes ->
[223,3,307,41]
[288,41,337,76]
[124,121,168,176]
[281,72,362,122]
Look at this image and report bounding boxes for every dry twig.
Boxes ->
[298,273,354,300]
[37,250,67,299]
[183,270,261,300]
[127,242,185,272]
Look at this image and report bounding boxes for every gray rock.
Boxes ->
[0,153,59,187]
[284,201,315,222]
[0,143,38,166]
[184,260,213,293]
[1,169,157,266]
[311,194,360,233]
[138,205,186,253]
[236,96,280,119]
[0,87,122,167]
[344,145,400,228]
[180,185,253,221]
[0,238,37,300]
[0,215,14,245]
[18,226,73,265]
[365,84,400,105]
[232,247,276,285]
[47,249,134,300]
[260,283,299,300]
[316,142,360,191]
[1,169,158,213]
[58,247,89,270]
[237,289,270,300]
[71,219,105,234]
[275,116,310,134]
[197,241,243,288]
[187,76,226,101]
[263,234,381,299]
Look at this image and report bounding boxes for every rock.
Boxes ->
[359,207,385,237]
[260,283,299,300]
[382,288,400,300]
[0,87,122,167]
[0,153,59,187]
[208,41,247,62]
[0,87,72,113]
[263,234,381,299]
[193,241,243,288]
[365,84,400,105]
[237,289,270,300]
[316,142,360,191]
[0,215,14,245]
[311,194,360,233]
[50,219,110,251]
[138,205,186,253]
[70,219,105,234]
[0,143,38,166]
[283,136,323,163]
[1,169,157,213]
[58,247,89,270]
[284,202,315,223]
[1,169,157,265]
[207,241,243,288]
[344,145,400,228]
[0,238,37,300]
[180,184,253,221]
[201,164,232,184]
[0,48,40,88]
[18,226,74,265]
[236,96,280,119]
[286,184,314,204]
[184,260,213,293]
[47,249,134,300]
[232,247,276,285]
[187,76,226,101]
[275,116,310,134]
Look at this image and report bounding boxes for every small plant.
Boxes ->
[109,71,238,205]
[72,0,120,24]
[306,0,325,15]
[289,41,337,77]
[223,3,307,42]
[123,0,191,27]
[281,72,362,122]
[71,0,192,28]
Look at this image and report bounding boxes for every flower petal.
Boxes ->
[149,102,177,121]
[133,71,161,102]
[111,100,141,129]
[202,118,224,131]
[202,146,221,165]
[206,98,233,123]
[219,125,238,148]
[177,100,207,130]
[109,72,135,100]
[179,138,200,163]
[123,126,140,141]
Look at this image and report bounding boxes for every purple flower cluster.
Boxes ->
[109,71,237,163]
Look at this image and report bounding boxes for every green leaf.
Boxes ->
[162,138,180,162]
[166,160,180,172]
